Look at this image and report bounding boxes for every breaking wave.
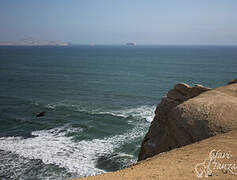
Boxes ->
[0,120,148,177]
[98,105,156,122]
[42,102,156,122]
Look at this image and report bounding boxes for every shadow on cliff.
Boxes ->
[139,80,237,161]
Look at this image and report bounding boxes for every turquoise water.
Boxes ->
[0,46,236,179]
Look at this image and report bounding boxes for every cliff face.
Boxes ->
[138,81,237,161]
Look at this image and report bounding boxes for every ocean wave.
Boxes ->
[0,122,147,177]
[0,150,73,180]
[45,104,56,110]
[36,101,156,122]
[98,105,156,122]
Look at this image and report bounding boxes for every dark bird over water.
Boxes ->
[36,112,46,117]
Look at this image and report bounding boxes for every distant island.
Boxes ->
[0,38,68,46]
[126,42,136,46]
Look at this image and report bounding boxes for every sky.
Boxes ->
[0,0,237,45]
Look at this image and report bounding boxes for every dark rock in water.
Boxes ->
[36,112,46,117]
[227,79,237,85]
[138,82,237,161]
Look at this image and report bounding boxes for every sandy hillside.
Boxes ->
[73,130,237,180]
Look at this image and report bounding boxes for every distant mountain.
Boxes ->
[0,39,68,46]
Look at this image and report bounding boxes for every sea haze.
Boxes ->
[0,45,236,179]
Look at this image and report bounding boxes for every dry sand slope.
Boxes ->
[75,131,237,180]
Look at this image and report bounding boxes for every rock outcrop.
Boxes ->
[138,81,237,161]
[227,78,237,85]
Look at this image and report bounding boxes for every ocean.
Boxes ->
[0,45,236,179]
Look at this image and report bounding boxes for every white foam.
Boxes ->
[0,150,72,180]
[99,105,156,122]
[45,104,56,110]
[41,101,156,123]
[45,102,74,110]
[0,122,147,177]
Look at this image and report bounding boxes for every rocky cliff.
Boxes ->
[139,80,237,161]
[76,79,237,180]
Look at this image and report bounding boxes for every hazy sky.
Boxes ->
[0,0,237,45]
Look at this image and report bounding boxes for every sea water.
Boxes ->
[0,45,236,179]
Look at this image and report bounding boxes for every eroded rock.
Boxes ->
[227,79,237,85]
[138,82,237,161]
[174,83,191,95]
